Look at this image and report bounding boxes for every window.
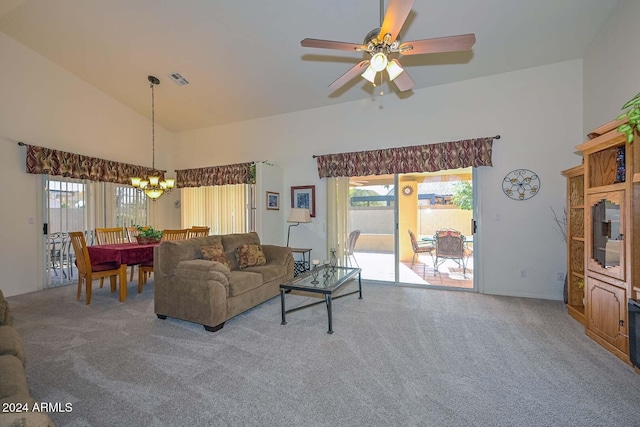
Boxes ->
[181,184,250,234]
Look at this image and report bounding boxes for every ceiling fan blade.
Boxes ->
[399,34,476,55]
[379,0,415,44]
[329,60,370,91]
[392,64,414,92]
[301,38,366,52]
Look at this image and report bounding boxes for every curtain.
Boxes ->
[316,137,494,178]
[176,162,253,188]
[326,177,350,266]
[181,184,248,234]
[25,144,162,184]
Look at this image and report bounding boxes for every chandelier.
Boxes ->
[130,75,175,200]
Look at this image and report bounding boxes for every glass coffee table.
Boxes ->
[280,265,362,334]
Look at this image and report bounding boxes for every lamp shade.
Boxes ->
[288,208,311,223]
[386,60,404,81]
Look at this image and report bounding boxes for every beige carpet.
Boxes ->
[5,281,640,426]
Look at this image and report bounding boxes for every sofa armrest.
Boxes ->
[174,260,231,294]
[262,245,291,265]
[0,290,12,327]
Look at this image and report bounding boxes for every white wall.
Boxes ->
[255,162,284,245]
[174,60,584,300]
[0,33,177,297]
[583,0,640,134]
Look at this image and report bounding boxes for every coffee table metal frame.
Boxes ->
[280,265,362,334]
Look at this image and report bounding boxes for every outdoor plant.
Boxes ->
[616,91,640,144]
[450,181,473,210]
[136,225,162,240]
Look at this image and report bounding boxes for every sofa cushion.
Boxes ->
[235,245,266,269]
[242,264,287,283]
[221,232,261,269]
[201,244,232,270]
[227,271,264,297]
[0,355,30,400]
[0,327,25,367]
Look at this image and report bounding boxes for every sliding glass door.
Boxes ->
[347,168,476,290]
[397,169,474,289]
[42,177,150,288]
[348,175,395,282]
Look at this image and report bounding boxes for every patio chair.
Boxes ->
[69,231,120,305]
[408,229,434,278]
[346,230,361,267]
[432,228,473,278]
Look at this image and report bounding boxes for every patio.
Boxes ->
[350,251,473,289]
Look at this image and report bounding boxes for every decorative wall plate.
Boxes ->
[502,169,540,201]
[401,185,414,197]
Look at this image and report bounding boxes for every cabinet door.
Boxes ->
[586,276,628,353]
[586,190,625,281]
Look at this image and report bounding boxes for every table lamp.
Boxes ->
[286,208,311,247]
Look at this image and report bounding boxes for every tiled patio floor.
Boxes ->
[350,251,473,289]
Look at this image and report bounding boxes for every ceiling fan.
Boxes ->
[301,0,476,92]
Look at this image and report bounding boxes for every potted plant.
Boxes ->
[135,226,162,244]
[617,91,640,144]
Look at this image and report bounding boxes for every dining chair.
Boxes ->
[408,229,434,278]
[69,231,120,305]
[187,226,210,238]
[96,227,135,282]
[95,227,127,244]
[432,228,473,278]
[161,229,189,241]
[345,230,361,267]
[126,226,140,243]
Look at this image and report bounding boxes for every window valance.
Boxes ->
[23,143,163,185]
[176,162,253,188]
[315,137,495,178]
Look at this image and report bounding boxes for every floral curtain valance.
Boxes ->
[24,144,163,185]
[315,137,495,178]
[176,162,253,188]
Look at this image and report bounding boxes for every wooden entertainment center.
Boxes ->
[563,118,640,367]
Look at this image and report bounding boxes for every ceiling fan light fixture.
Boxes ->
[386,60,404,81]
[370,52,388,72]
[361,65,377,84]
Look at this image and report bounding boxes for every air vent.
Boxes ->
[168,72,189,86]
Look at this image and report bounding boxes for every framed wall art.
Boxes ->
[266,191,280,210]
[291,185,316,217]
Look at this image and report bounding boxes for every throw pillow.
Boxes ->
[235,244,267,269]
[201,244,232,270]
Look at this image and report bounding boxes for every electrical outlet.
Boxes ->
[557,272,564,281]
[520,269,526,278]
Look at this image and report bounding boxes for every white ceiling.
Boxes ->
[0,0,621,132]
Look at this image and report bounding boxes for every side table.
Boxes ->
[290,248,311,276]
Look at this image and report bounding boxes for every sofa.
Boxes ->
[154,232,294,332]
[0,290,56,427]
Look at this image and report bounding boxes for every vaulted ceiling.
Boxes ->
[0,0,622,132]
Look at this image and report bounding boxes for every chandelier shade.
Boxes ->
[130,75,175,200]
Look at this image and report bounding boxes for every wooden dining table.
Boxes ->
[87,242,158,302]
